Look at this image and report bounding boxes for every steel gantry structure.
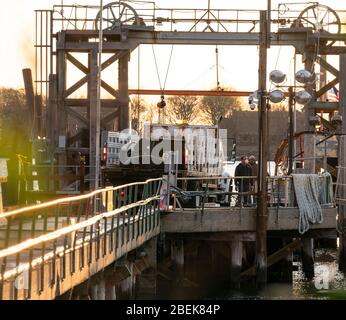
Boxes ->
[32,1,346,284]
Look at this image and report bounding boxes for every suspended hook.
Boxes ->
[157,95,166,109]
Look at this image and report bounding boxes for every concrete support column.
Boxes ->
[301,237,314,280]
[230,240,243,288]
[171,240,184,282]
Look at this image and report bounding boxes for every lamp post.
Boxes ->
[267,69,314,175]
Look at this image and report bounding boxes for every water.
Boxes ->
[219,249,346,300]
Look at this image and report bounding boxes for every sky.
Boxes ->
[0,0,345,100]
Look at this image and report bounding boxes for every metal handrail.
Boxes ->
[45,3,346,34]
[0,177,162,299]
[0,196,158,262]
[0,178,161,220]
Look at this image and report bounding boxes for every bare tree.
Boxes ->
[166,96,199,124]
[143,103,158,124]
[200,87,243,125]
[130,96,146,133]
[0,88,31,157]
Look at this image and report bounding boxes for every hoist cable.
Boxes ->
[152,45,174,95]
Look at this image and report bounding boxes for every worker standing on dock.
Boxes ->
[235,156,252,207]
[249,155,258,206]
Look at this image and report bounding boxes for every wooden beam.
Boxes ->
[316,77,339,98]
[22,69,35,132]
[67,131,84,146]
[101,110,119,127]
[166,232,255,242]
[311,101,339,112]
[101,80,119,99]
[64,75,89,99]
[101,52,127,70]
[64,53,126,99]
[66,53,89,74]
[65,98,121,108]
[309,46,346,55]
[315,56,339,78]
[241,239,302,276]
[128,89,253,97]
[59,105,89,126]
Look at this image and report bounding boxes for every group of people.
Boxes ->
[234,155,258,207]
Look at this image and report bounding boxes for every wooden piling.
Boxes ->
[77,281,90,300]
[255,10,269,287]
[301,238,314,280]
[135,237,158,299]
[90,280,98,300]
[22,69,35,135]
[230,240,243,288]
[118,51,130,131]
[338,54,346,272]
[97,277,106,300]
[171,240,185,282]
[105,282,116,300]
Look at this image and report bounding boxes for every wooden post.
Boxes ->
[57,43,67,191]
[255,10,269,287]
[89,49,99,190]
[171,240,184,282]
[119,262,135,299]
[303,52,316,173]
[230,240,243,288]
[118,51,130,131]
[280,238,293,283]
[76,281,89,300]
[338,54,346,272]
[301,238,314,280]
[300,52,316,278]
[80,157,85,194]
[22,69,35,136]
[288,87,294,175]
[105,280,116,300]
[90,281,98,300]
[48,75,58,147]
[35,95,43,138]
[97,276,106,300]
[135,237,157,299]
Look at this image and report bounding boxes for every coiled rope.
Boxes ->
[292,173,334,234]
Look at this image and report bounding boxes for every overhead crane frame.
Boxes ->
[33,2,346,282]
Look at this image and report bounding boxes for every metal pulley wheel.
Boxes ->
[95,2,141,31]
[296,4,341,47]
